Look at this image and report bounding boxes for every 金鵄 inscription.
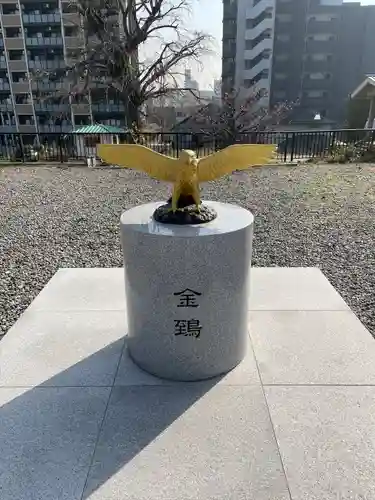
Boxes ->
[174,319,202,338]
[174,288,202,308]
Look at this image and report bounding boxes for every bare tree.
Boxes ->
[190,87,297,147]
[34,0,211,128]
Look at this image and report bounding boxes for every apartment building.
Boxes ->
[0,0,126,133]
[222,0,375,124]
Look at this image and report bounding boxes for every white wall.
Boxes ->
[235,0,276,106]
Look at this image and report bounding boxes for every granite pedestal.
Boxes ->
[120,201,254,381]
[4,268,375,500]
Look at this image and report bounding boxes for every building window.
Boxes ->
[75,115,90,126]
[307,72,324,80]
[1,113,16,125]
[307,53,332,62]
[276,34,290,42]
[0,94,11,103]
[2,3,19,15]
[224,38,236,50]
[12,71,27,82]
[274,90,287,99]
[5,27,21,38]
[276,14,292,22]
[307,34,335,42]
[303,90,328,98]
[305,73,331,81]
[8,50,24,61]
[15,94,31,104]
[21,1,58,14]
[308,14,337,22]
[275,54,289,62]
[18,115,34,125]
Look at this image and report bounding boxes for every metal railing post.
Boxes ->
[290,132,296,162]
[284,133,289,163]
[330,131,336,155]
[17,134,25,163]
[58,135,64,163]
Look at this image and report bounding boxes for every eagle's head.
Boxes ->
[180,149,198,168]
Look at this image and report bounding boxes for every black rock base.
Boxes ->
[153,199,217,225]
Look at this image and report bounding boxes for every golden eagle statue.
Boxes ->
[97,144,276,212]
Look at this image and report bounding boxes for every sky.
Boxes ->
[188,0,375,90]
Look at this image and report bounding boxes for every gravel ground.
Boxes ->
[1,163,374,338]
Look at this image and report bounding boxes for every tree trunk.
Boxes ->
[126,99,140,130]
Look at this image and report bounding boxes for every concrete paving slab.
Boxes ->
[265,386,375,500]
[29,268,126,311]
[250,267,349,311]
[0,386,110,500]
[83,385,291,500]
[0,310,125,387]
[250,310,375,385]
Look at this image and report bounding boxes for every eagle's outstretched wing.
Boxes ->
[197,144,276,183]
[97,144,178,182]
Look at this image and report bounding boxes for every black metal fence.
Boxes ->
[0,129,374,163]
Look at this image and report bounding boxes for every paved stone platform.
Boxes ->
[1,267,375,500]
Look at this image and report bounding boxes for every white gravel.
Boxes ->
[1,163,374,338]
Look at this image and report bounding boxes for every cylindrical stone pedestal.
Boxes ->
[121,201,254,381]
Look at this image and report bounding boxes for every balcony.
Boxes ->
[0,39,3,47]
[2,14,21,27]
[64,36,83,49]
[18,124,37,133]
[26,37,63,47]
[0,103,14,111]
[0,60,7,69]
[63,12,80,26]
[91,103,125,112]
[28,59,66,70]
[15,103,33,114]
[38,124,71,132]
[0,125,17,133]
[0,81,10,90]
[23,13,61,24]
[71,103,91,114]
[31,80,64,91]
[34,103,68,112]
[4,38,24,50]
[12,81,30,93]
[8,59,27,71]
